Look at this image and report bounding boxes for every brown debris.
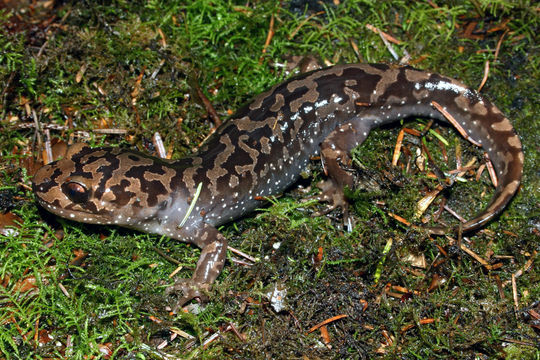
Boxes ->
[193,80,222,127]
[391,128,405,167]
[307,314,348,333]
[365,24,402,45]
[260,13,275,61]
[477,60,490,92]
[0,212,22,236]
[288,11,325,40]
[431,101,482,147]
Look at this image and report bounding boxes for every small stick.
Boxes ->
[58,283,70,298]
[388,213,410,226]
[228,246,257,263]
[512,273,518,319]
[307,314,348,333]
[93,128,128,135]
[225,323,246,342]
[365,24,402,44]
[260,13,275,61]
[168,264,183,278]
[153,132,167,158]
[376,27,399,60]
[194,83,222,127]
[431,101,482,146]
[202,332,221,349]
[44,129,53,165]
[392,129,405,166]
[484,152,498,187]
[494,29,509,62]
[476,163,486,181]
[443,205,466,223]
[477,60,490,92]
[458,242,492,269]
[289,11,325,40]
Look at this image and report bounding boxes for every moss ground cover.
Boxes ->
[0,1,538,358]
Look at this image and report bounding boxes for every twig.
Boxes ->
[153,132,167,158]
[388,213,410,226]
[494,29,509,62]
[443,205,466,223]
[228,246,257,263]
[37,9,72,58]
[431,101,482,146]
[289,11,325,40]
[484,152,498,187]
[307,314,348,333]
[194,82,222,127]
[512,273,518,319]
[260,13,275,62]
[391,129,405,167]
[477,60,490,92]
[366,24,402,44]
[376,27,399,60]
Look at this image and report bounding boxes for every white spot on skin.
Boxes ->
[315,99,328,108]
[423,80,477,100]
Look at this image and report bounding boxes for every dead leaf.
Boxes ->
[0,212,22,237]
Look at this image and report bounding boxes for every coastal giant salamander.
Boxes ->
[33,64,523,307]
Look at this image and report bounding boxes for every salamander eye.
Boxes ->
[63,181,89,204]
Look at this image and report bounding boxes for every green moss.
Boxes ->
[0,0,538,358]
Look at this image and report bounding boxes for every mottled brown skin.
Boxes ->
[32,64,523,308]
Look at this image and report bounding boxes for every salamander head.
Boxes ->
[32,143,174,226]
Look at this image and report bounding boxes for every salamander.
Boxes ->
[32,64,523,308]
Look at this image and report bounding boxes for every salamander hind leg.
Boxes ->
[311,120,371,217]
[166,223,227,312]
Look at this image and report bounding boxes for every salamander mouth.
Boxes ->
[34,196,114,225]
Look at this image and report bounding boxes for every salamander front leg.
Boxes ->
[166,223,227,312]
[313,121,371,217]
